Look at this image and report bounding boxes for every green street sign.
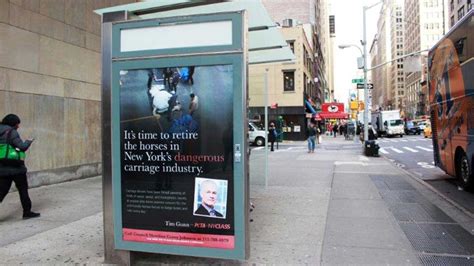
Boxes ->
[352,78,365,83]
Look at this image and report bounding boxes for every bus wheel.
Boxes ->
[457,153,473,190]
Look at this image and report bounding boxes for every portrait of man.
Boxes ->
[194,179,225,218]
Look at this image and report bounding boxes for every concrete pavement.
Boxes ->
[0,135,473,265]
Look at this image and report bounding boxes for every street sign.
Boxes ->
[357,83,374,89]
[352,78,365,83]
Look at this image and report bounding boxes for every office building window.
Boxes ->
[287,40,295,54]
[283,71,295,91]
[458,6,465,20]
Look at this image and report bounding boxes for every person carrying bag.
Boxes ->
[0,128,26,166]
[0,114,40,219]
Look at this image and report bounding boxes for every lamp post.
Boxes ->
[338,1,383,142]
[338,44,366,141]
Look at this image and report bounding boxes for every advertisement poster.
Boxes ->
[119,65,235,249]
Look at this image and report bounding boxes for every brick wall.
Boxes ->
[261,0,312,24]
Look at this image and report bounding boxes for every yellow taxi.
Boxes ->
[424,123,432,138]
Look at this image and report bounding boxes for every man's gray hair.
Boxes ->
[200,179,217,193]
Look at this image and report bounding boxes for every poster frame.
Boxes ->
[109,12,248,260]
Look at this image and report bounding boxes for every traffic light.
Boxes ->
[358,101,365,111]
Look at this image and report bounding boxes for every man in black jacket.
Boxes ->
[194,180,223,218]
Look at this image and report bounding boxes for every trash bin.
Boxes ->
[364,140,379,157]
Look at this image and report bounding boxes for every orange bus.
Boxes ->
[428,10,474,190]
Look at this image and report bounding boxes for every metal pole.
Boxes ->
[264,69,269,189]
[276,107,279,150]
[363,6,369,142]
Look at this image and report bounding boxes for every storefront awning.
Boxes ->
[319,112,349,119]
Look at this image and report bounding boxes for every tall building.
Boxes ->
[327,13,336,102]
[389,1,406,111]
[248,24,317,140]
[370,2,393,110]
[370,35,383,109]
[404,0,449,118]
[255,0,332,139]
[262,0,332,106]
[448,0,473,28]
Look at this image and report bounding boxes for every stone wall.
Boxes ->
[0,0,136,187]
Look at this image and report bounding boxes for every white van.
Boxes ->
[248,122,266,146]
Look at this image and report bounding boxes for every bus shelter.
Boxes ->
[96,1,293,264]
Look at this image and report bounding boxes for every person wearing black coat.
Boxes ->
[268,122,277,152]
[0,114,40,219]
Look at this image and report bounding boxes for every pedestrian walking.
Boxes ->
[316,124,322,144]
[0,114,40,219]
[307,123,317,153]
[268,122,276,152]
[333,123,338,138]
[327,123,333,136]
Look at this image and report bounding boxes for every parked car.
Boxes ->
[424,124,432,138]
[248,122,266,146]
[416,120,428,130]
[404,121,421,135]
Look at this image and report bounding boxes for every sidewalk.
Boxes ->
[0,135,473,265]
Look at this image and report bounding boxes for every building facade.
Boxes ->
[448,0,473,28]
[248,25,316,140]
[258,0,332,139]
[404,0,448,119]
[389,1,406,111]
[370,35,382,109]
[0,0,136,187]
[371,2,393,111]
[327,13,335,103]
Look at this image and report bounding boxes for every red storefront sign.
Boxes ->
[319,103,349,119]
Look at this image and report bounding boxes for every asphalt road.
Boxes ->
[377,134,474,214]
[376,134,439,180]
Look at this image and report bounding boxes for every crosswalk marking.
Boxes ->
[378,138,431,142]
[379,148,389,154]
[416,146,433,152]
[391,147,403,153]
[403,147,418,153]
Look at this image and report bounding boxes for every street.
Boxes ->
[377,135,436,178]
[377,134,474,214]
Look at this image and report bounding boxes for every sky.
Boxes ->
[330,0,382,106]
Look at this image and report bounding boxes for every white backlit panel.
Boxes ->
[120,21,233,52]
